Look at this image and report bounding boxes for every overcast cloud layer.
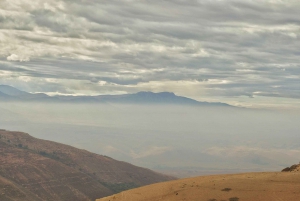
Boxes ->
[0,0,300,108]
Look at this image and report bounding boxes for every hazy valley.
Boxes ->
[0,86,299,178]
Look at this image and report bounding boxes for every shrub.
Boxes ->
[222,188,232,192]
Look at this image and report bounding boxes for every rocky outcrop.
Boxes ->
[282,164,300,172]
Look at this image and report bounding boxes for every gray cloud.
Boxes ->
[0,0,300,107]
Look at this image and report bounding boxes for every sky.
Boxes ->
[0,0,300,109]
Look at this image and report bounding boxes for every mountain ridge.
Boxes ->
[0,85,30,96]
[0,130,175,201]
[0,85,231,106]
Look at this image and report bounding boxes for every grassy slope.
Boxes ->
[98,171,300,201]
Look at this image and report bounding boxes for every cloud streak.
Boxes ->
[0,0,300,108]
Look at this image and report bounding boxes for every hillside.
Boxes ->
[97,171,300,201]
[0,130,175,201]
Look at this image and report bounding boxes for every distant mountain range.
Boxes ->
[0,85,231,106]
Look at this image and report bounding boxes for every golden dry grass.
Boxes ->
[97,171,300,201]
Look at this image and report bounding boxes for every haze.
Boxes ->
[1,0,300,179]
[1,102,299,177]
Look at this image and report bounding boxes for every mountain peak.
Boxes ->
[135,91,176,96]
[0,85,29,96]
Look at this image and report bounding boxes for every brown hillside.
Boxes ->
[97,171,300,201]
[0,130,175,201]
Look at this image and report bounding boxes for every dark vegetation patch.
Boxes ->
[37,151,61,160]
[222,188,232,192]
[208,198,239,201]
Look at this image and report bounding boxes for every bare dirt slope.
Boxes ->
[97,171,300,201]
[0,130,174,201]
